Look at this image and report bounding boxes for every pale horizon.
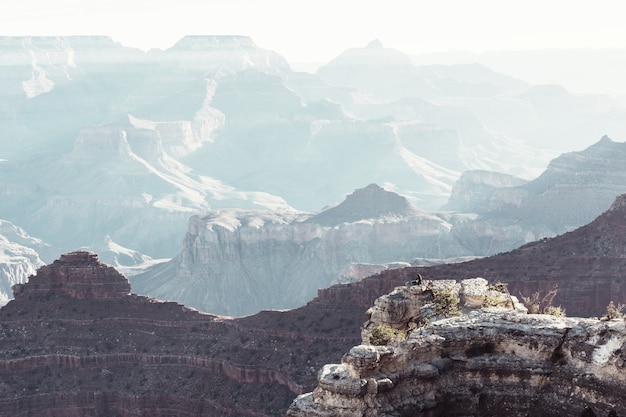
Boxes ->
[2,0,626,65]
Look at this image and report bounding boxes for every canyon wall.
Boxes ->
[0,251,359,417]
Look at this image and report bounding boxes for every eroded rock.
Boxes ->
[288,279,626,417]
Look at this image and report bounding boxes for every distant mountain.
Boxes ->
[413,47,626,96]
[412,48,626,151]
[3,35,626,273]
[133,136,626,316]
[317,39,439,99]
[458,136,626,229]
[316,40,529,101]
[131,184,472,316]
[306,183,418,226]
[415,62,529,96]
[444,170,528,213]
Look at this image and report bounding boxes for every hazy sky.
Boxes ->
[2,0,626,63]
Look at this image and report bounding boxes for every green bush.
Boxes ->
[545,305,566,317]
[369,324,404,346]
[433,288,461,317]
[488,282,509,293]
[483,294,507,308]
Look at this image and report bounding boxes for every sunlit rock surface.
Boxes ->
[288,279,626,417]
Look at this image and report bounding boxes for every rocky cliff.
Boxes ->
[448,136,626,226]
[134,159,626,317]
[0,250,360,417]
[3,231,626,416]
[490,135,626,230]
[288,278,626,417]
[131,184,477,316]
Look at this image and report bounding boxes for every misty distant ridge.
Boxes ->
[293,40,626,97]
[411,47,626,96]
[2,34,626,311]
[8,35,623,96]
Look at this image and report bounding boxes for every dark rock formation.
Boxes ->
[289,279,626,416]
[12,251,130,300]
[5,183,626,417]
[0,251,359,417]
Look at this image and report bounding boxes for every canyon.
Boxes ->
[2,35,626,416]
[133,136,626,316]
[3,36,625,265]
[4,196,626,416]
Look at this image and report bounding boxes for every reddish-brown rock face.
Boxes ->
[0,251,359,417]
[12,251,131,300]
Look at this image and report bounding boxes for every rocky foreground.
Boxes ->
[289,278,626,417]
[2,249,626,416]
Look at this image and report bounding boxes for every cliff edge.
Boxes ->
[289,278,626,416]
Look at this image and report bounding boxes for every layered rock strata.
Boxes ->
[0,251,359,417]
[289,278,626,417]
[131,184,472,316]
[12,251,130,300]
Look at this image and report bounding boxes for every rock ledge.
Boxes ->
[288,278,626,417]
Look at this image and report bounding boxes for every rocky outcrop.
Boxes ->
[289,279,626,417]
